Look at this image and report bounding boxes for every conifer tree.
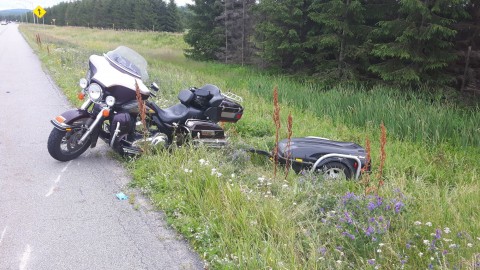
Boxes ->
[308,0,368,80]
[254,0,315,71]
[369,0,465,86]
[165,0,182,32]
[184,0,224,60]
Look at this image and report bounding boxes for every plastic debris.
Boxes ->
[116,192,128,200]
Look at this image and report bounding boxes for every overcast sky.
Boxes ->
[0,0,193,11]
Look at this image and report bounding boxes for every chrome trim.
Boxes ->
[110,122,121,147]
[80,99,93,110]
[311,153,362,180]
[78,108,108,144]
[50,120,73,131]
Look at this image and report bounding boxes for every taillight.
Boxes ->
[235,113,243,120]
[353,162,358,169]
[78,92,85,100]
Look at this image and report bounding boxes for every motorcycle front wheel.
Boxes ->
[47,127,91,162]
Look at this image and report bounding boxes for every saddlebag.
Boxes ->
[185,119,227,147]
[204,99,243,123]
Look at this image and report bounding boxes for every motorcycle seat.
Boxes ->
[153,103,204,124]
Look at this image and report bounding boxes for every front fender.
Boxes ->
[51,109,92,131]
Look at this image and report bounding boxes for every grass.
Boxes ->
[20,24,480,269]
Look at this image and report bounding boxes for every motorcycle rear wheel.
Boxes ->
[47,127,91,162]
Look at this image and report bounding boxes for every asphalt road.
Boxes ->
[0,23,203,270]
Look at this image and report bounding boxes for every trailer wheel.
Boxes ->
[319,162,352,180]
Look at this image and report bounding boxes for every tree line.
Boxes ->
[184,0,480,90]
[41,0,184,32]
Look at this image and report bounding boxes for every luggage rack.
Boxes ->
[222,92,243,103]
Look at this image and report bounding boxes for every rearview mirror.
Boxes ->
[151,82,159,92]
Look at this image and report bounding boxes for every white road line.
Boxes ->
[0,226,6,246]
[19,244,32,270]
[61,160,72,173]
[54,174,61,183]
[45,186,56,197]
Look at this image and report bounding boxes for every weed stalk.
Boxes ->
[272,86,281,178]
[135,80,148,153]
[285,112,293,179]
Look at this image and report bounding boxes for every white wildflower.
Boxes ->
[443,238,452,242]
[379,243,385,247]
[423,240,430,245]
[216,172,222,177]
[231,173,235,178]
[443,227,451,234]
[425,222,432,227]
[430,257,434,261]
[414,221,422,226]
[282,184,289,188]
[336,260,342,264]
[449,244,458,249]
[211,168,217,175]
[258,177,265,183]
[419,252,424,257]
[377,249,382,253]
[467,243,473,248]
[199,159,206,165]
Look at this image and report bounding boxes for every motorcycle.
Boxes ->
[47,46,244,162]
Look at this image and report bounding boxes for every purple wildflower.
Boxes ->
[342,231,355,240]
[367,259,375,265]
[343,192,355,201]
[435,229,442,240]
[394,201,404,213]
[344,211,353,224]
[319,247,327,256]
[406,242,412,249]
[368,217,375,223]
[367,201,377,211]
[376,196,383,207]
[365,226,374,237]
[428,264,434,269]
[443,250,448,255]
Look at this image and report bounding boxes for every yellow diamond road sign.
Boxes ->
[33,6,46,19]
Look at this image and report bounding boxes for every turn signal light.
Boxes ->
[78,92,85,100]
[55,115,66,123]
[102,109,110,117]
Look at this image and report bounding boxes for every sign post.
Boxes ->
[33,6,46,20]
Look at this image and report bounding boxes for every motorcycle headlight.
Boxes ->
[106,96,115,107]
[79,78,88,89]
[87,83,103,102]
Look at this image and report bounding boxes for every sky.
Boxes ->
[0,0,193,11]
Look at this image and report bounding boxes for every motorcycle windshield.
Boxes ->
[104,46,149,81]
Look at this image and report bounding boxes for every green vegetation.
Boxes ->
[21,24,480,269]
[186,0,480,89]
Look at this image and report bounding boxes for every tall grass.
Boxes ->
[20,24,480,269]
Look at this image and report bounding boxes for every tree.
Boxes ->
[215,0,256,65]
[184,0,224,60]
[369,0,465,86]
[254,0,316,71]
[165,0,181,32]
[308,0,369,80]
